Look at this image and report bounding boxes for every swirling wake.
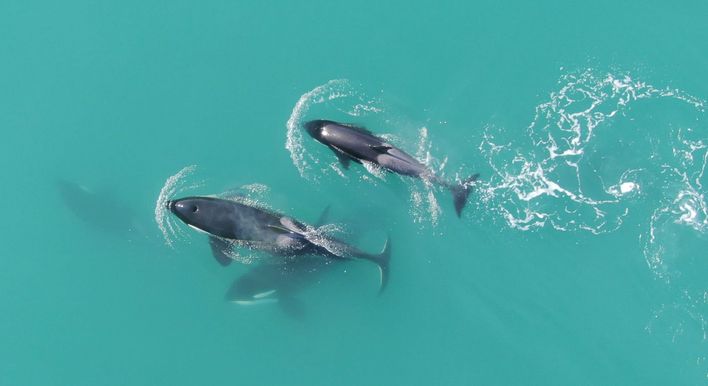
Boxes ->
[154,165,198,248]
[478,69,704,235]
[478,68,707,364]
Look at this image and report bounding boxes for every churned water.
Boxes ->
[2,1,707,385]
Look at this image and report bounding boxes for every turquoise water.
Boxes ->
[2,0,708,384]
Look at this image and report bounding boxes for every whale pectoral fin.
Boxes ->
[278,296,306,318]
[208,236,233,266]
[327,146,353,169]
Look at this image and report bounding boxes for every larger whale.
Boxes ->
[166,196,390,291]
[304,120,479,217]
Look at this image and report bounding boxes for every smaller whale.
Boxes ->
[167,196,391,291]
[304,120,479,216]
[226,257,339,317]
[56,179,139,237]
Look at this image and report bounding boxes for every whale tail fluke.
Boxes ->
[450,173,480,217]
[373,236,391,294]
[357,236,392,294]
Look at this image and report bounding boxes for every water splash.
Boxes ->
[477,68,707,370]
[240,183,269,196]
[218,183,273,214]
[407,127,443,227]
[360,160,387,180]
[644,129,708,280]
[301,223,352,257]
[479,69,704,235]
[154,165,198,248]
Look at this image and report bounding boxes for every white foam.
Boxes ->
[542,85,708,368]
[285,79,351,179]
[154,165,197,248]
[645,130,708,281]
[361,160,387,180]
[479,69,704,235]
[300,223,347,255]
[620,182,636,194]
[407,126,446,227]
[241,183,269,195]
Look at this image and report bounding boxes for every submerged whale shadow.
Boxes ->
[226,257,343,318]
[56,179,144,240]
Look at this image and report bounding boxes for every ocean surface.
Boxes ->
[2,1,708,385]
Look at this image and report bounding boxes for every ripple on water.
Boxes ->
[478,68,704,235]
[155,165,197,248]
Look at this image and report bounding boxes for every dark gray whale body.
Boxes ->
[167,196,390,291]
[304,120,479,217]
[226,257,340,316]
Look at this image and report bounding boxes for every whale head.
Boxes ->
[167,196,235,238]
[303,120,333,142]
